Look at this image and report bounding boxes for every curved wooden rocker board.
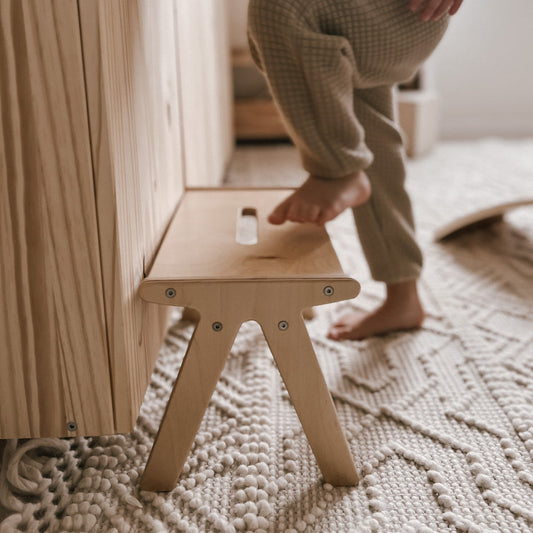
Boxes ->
[434,198,533,241]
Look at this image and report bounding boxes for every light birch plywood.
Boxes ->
[234,99,289,140]
[434,198,533,241]
[232,47,289,140]
[1,1,234,439]
[176,0,233,187]
[79,0,186,432]
[138,189,360,490]
[139,281,360,491]
[0,0,113,438]
[145,189,347,282]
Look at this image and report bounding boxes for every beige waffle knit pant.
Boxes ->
[248,0,448,283]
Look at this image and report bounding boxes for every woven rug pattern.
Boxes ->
[1,140,533,532]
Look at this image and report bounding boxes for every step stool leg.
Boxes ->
[262,316,359,485]
[140,318,240,491]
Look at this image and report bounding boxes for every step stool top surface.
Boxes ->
[146,189,347,282]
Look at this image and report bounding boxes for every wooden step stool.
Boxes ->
[138,188,360,491]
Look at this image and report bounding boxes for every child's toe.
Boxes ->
[268,199,290,224]
[327,323,347,340]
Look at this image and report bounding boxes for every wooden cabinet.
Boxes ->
[0,0,232,439]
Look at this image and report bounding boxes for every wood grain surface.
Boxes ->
[0,0,113,438]
[139,189,360,489]
[1,0,233,438]
[140,280,360,490]
[79,0,185,432]
[234,99,290,140]
[145,189,348,282]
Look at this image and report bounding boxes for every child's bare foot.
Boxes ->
[328,280,424,340]
[268,171,371,225]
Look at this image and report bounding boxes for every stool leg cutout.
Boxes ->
[140,318,240,491]
[181,307,200,322]
[262,315,359,485]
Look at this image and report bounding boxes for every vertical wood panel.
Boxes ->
[1,0,233,438]
[0,0,114,437]
[176,0,233,187]
[79,0,185,431]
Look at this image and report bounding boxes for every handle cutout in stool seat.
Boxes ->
[236,207,258,245]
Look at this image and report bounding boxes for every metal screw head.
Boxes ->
[212,322,223,332]
[323,286,334,296]
[278,320,289,331]
[165,288,176,299]
[67,421,77,432]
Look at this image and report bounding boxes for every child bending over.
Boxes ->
[247,0,463,339]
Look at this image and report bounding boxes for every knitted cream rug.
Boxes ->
[1,139,533,532]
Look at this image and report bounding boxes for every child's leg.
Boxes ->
[247,0,375,225]
[329,85,423,340]
[248,0,430,338]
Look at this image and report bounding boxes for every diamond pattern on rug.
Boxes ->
[1,140,533,532]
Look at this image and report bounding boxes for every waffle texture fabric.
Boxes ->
[247,0,448,282]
